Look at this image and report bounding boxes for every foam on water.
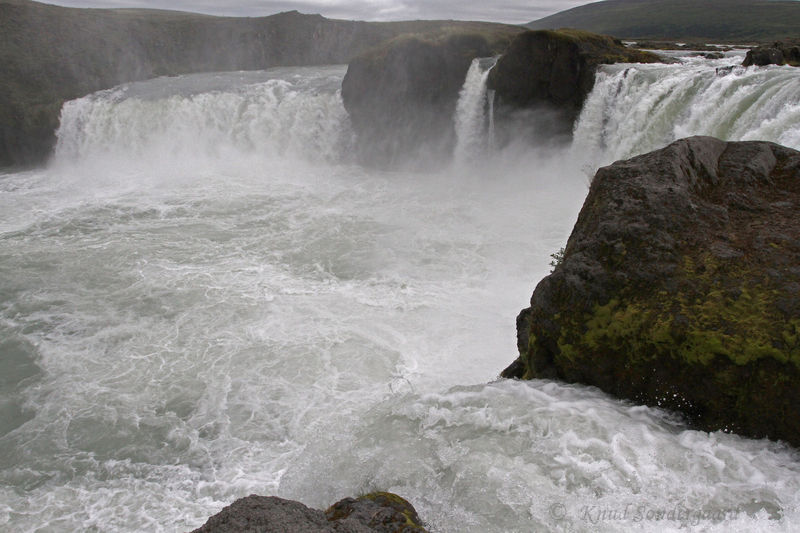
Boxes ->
[573,52,800,172]
[2,61,800,532]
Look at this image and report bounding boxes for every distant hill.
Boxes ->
[526,0,800,42]
[0,0,522,167]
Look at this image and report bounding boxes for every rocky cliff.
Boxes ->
[341,27,521,168]
[340,27,660,167]
[0,0,519,168]
[502,136,800,447]
[486,29,661,145]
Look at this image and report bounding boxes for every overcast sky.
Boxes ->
[41,0,596,24]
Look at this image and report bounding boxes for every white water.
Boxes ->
[453,57,497,166]
[573,52,800,171]
[2,57,800,533]
[55,67,354,166]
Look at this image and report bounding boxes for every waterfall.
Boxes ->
[6,59,800,533]
[54,66,354,166]
[487,88,496,150]
[453,57,498,165]
[573,56,800,171]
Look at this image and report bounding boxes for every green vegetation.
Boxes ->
[552,255,800,371]
[517,252,800,439]
[549,247,566,272]
[527,0,800,43]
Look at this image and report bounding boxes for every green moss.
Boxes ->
[357,492,428,531]
[675,256,800,367]
[541,253,800,376]
[359,491,409,505]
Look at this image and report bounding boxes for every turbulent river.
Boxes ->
[2,53,800,532]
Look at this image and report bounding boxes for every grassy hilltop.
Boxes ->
[527,0,800,42]
[0,0,521,168]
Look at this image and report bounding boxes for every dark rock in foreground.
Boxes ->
[503,136,800,447]
[486,29,661,145]
[743,40,800,67]
[191,492,427,533]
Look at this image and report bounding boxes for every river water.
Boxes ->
[2,54,800,532]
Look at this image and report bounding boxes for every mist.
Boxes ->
[3,27,800,533]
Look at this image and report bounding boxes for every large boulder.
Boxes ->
[743,40,800,67]
[486,29,661,144]
[191,492,427,532]
[341,28,520,168]
[502,136,800,446]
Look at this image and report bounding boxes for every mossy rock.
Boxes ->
[325,491,428,532]
[503,136,800,446]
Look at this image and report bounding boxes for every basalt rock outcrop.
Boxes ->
[0,0,520,168]
[486,29,661,145]
[341,27,521,168]
[191,492,427,533]
[743,40,800,67]
[502,136,800,447]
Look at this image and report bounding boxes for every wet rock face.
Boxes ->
[504,136,800,447]
[743,40,800,67]
[191,492,428,533]
[190,496,336,533]
[487,29,661,125]
[341,33,495,169]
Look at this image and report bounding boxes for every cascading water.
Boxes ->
[55,67,355,166]
[2,57,800,533]
[453,57,498,165]
[572,53,800,171]
[487,88,497,150]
